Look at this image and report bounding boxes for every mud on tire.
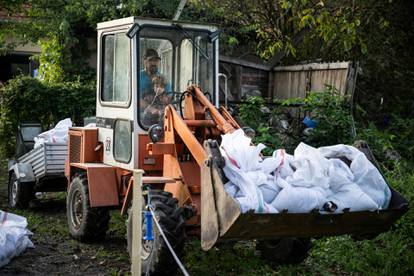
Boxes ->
[127,190,186,275]
[67,173,110,242]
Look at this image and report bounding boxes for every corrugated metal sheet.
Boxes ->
[18,143,67,179]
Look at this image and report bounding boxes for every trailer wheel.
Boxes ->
[67,173,110,242]
[127,190,186,275]
[8,172,32,209]
[257,238,311,266]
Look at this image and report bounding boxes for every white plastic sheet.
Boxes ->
[220,131,391,214]
[0,210,34,267]
[34,118,72,148]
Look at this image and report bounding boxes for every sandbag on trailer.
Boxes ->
[34,118,72,148]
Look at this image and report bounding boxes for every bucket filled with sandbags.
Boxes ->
[200,129,408,250]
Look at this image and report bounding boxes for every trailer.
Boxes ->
[8,123,68,209]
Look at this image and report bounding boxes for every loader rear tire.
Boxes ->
[67,173,110,242]
[257,238,311,266]
[127,190,186,275]
[8,172,33,209]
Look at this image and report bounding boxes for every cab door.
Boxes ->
[96,29,135,170]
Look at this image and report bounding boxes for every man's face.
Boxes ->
[145,58,160,75]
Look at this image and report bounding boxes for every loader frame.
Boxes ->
[63,17,408,274]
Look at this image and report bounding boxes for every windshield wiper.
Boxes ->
[173,23,210,60]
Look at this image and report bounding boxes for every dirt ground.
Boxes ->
[0,161,131,276]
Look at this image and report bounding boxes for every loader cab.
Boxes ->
[96,17,219,171]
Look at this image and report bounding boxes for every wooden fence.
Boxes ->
[218,56,358,102]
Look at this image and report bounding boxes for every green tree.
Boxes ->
[0,0,182,82]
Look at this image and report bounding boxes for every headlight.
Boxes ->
[148,124,164,143]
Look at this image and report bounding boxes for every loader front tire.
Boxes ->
[257,238,311,266]
[67,173,110,242]
[127,190,186,275]
[8,172,33,209]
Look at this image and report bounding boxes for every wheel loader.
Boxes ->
[64,17,408,274]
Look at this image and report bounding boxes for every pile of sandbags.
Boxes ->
[0,210,34,267]
[34,118,72,148]
[221,129,391,214]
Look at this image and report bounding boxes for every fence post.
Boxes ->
[131,169,144,276]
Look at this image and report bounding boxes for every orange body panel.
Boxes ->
[68,128,101,163]
[138,134,163,172]
[70,163,119,207]
[66,127,101,181]
[147,142,175,155]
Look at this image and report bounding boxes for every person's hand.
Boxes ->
[154,86,165,97]
[160,93,171,105]
[145,105,160,115]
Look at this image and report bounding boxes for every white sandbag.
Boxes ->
[259,157,282,175]
[0,210,34,267]
[271,185,327,213]
[263,203,279,213]
[34,118,72,148]
[326,183,379,212]
[275,177,290,189]
[286,143,331,189]
[224,181,239,198]
[258,179,281,204]
[245,170,268,184]
[272,149,295,178]
[327,158,354,191]
[244,170,280,203]
[222,160,265,213]
[319,144,391,209]
[220,129,269,213]
[220,129,265,172]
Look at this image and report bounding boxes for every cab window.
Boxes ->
[139,38,173,128]
[101,33,130,103]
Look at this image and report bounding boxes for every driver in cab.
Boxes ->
[140,48,172,127]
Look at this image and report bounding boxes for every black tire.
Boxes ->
[257,238,311,266]
[8,172,33,209]
[127,190,186,275]
[66,173,110,242]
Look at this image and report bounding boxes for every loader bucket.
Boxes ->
[200,140,409,251]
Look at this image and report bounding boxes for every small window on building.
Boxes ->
[101,33,130,103]
[113,120,132,163]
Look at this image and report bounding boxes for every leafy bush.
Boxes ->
[0,76,95,158]
[303,87,354,147]
[238,96,282,155]
[238,86,354,154]
[357,116,414,167]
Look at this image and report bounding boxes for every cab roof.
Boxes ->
[97,16,218,33]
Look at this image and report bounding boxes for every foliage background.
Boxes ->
[0,0,412,123]
[0,76,95,157]
[0,1,412,275]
